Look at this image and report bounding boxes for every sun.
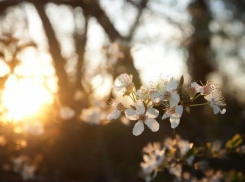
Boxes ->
[1,74,53,122]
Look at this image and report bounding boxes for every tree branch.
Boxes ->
[125,0,148,41]
[34,1,70,104]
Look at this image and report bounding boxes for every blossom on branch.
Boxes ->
[141,142,165,182]
[137,86,150,101]
[113,73,134,94]
[162,105,183,129]
[108,73,227,135]
[199,81,216,95]
[125,100,159,136]
[80,107,106,125]
[204,90,226,114]
[107,99,124,120]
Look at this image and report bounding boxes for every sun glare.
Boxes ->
[1,74,53,122]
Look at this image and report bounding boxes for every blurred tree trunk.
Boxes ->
[0,0,142,103]
[114,44,141,89]
[182,0,215,144]
[187,0,214,82]
[34,2,70,106]
[73,12,89,112]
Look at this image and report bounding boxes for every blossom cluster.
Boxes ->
[107,73,226,136]
[140,134,245,182]
[11,156,36,181]
[140,136,194,181]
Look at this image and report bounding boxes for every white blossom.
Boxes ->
[12,155,36,181]
[156,77,180,107]
[141,142,165,182]
[201,170,224,182]
[162,105,183,129]
[151,91,164,105]
[199,81,216,95]
[149,81,164,105]
[137,86,150,101]
[60,106,75,120]
[187,82,201,98]
[204,90,226,114]
[113,73,134,94]
[23,121,44,136]
[164,78,180,106]
[177,139,193,156]
[164,136,193,156]
[107,100,124,120]
[191,82,201,94]
[21,164,36,181]
[125,100,159,136]
[150,78,180,106]
[169,164,182,178]
[12,156,26,172]
[80,107,103,125]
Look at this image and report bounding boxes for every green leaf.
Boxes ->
[226,134,243,149]
[227,170,244,182]
[185,147,199,159]
[178,75,184,90]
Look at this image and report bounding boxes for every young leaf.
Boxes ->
[226,134,243,149]
[178,75,184,90]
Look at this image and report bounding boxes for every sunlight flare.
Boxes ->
[2,74,53,122]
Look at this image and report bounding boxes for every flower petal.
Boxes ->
[151,92,163,104]
[191,82,201,93]
[162,113,170,120]
[166,77,178,91]
[170,92,180,107]
[125,109,138,120]
[211,103,221,114]
[191,82,198,88]
[145,118,159,132]
[113,85,124,92]
[175,105,183,117]
[107,110,121,120]
[133,121,144,136]
[221,108,226,114]
[145,108,159,118]
[118,73,132,84]
[135,100,145,114]
[170,116,180,129]
[204,93,212,102]
[169,164,182,178]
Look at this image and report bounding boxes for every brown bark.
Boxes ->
[34,2,70,105]
[187,0,214,82]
